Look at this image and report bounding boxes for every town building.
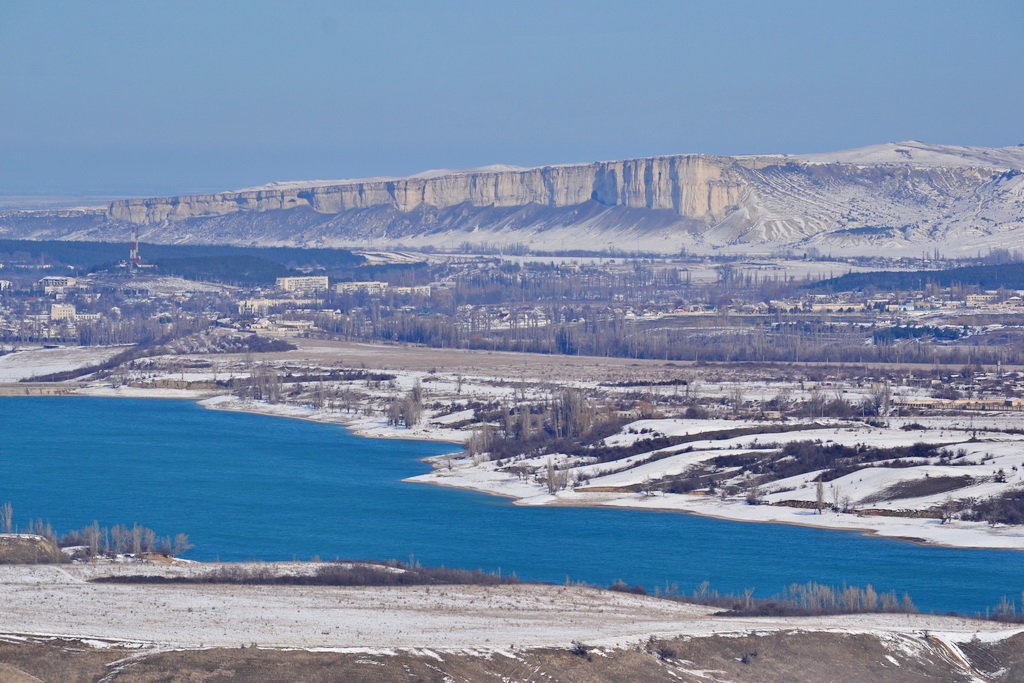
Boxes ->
[238,298,317,315]
[334,281,389,295]
[50,303,77,321]
[38,276,77,294]
[275,275,329,294]
[391,285,432,296]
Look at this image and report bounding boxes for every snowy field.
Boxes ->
[0,346,125,382]
[0,562,1014,650]
[411,417,1024,550]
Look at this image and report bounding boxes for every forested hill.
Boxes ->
[809,262,1024,292]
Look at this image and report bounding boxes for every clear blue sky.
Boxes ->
[1,0,1021,196]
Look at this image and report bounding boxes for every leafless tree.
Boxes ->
[84,521,101,558]
[311,380,328,409]
[172,534,194,556]
[0,502,12,533]
[399,394,422,427]
[867,382,892,417]
[746,485,763,505]
[466,423,494,461]
[551,389,593,438]
[730,386,745,416]
[545,458,568,494]
[939,496,957,524]
[131,523,144,555]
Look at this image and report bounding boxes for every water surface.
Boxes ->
[1,396,1020,614]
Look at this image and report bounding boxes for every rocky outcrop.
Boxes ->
[5,142,1024,255]
[106,154,769,226]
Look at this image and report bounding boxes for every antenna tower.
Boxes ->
[129,226,141,268]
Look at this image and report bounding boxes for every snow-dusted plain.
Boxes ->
[0,345,125,382]
[0,562,1015,650]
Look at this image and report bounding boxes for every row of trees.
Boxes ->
[234,363,285,403]
[678,580,916,616]
[314,304,1019,365]
[61,522,193,559]
[0,503,192,560]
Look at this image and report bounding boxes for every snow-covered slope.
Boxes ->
[793,140,1024,169]
[412,416,1024,550]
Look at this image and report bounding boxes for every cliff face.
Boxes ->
[5,142,1024,256]
[106,155,768,226]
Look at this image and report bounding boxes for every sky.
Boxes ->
[1,0,1022,198]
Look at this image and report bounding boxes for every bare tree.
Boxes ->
[172,533,194,556]
[939,496,957,524]
[730,386,745,416]
[545,458,568,494]
[27,519,55,543]
[131,523,144,555]
[552,389,592,438]
[815,480,825,514]
[0,502,12,533]
[84,521,101,558]
[110,524,130,554]
[386,397,403,426]
[399,395,422,427]
[311,380,328,409]
[746,485,763,505]
[239,363,283,403]
[466,423,494,462]
[386,386,423,428]
[867,382,892,417]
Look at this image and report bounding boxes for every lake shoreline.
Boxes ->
[151,390,1024,554]
[409,468,1024,553]
[30,387,1024,553]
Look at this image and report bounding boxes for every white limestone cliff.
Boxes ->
[6,141,1024,256]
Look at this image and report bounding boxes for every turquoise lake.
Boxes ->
[0,396,1020,614]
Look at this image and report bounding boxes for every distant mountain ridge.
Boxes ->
[2,141,1023,256]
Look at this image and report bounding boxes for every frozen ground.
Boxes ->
[411,417,1024,550]
[0,345,125,382]
[0,562,1015,650]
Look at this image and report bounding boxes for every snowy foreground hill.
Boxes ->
[3,140,1024,257]
[3,562,1023,681]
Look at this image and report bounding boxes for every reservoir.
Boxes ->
[1,396,1019,614]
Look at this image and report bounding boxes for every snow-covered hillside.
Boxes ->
[793,140,1024,169]
[412,416,1024,550]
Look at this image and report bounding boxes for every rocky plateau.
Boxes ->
[3,140,1024,256]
